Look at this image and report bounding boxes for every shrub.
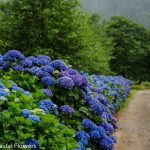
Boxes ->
[0,50,133,150]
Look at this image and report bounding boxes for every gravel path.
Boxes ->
[114,90,150,150]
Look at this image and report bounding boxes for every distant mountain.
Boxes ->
[81,0,150,28]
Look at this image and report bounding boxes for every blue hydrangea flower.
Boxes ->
[36,55,51,66]
[39,99,58,115]
[23,91,33,98]
[0,83,5,88]
[41,66,54,74]
[89,100,105,115]
[76,130,90,146]
[22,58,33,68]
[76,142,86,150]
[51,60,68,70]
[3,50,25,61]
[13,64,24,71]
[82,118,94,129]
[0,54,3,59]
[41,76,55,86]
[39,105,49,114]
[58,77,74,89]
[0,88,10,97]
[35,70,50,78]
[99,136,114,150]
[101,112,109,121]
[22,109,31,118]
[44,89,53,97]
[60,105,74,114]
[27,56,38,65]
[30,66,41,75]
[28,115,40,123]
[90,130,101,139]
[0,61,10,70]
[25,139,39,150]
[11,84,24,92]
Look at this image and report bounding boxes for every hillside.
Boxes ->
[81,0,150,28]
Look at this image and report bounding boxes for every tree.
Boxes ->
[0,0,87,57]
[105,16,150,81]
[0,0,113,75]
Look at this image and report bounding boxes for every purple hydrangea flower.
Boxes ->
[100,122,114,135]
[70,75,83,87]
[111,136,117,143]
[66,69,79,75]
[60,105,74,114]
[81,77,88,87]
[60,71,70,77]
[44,89,53,97]
[41,76,55,86]
[58,77,74,89]
[101,112,109,121]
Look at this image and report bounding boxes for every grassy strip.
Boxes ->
[123,90,138,108]
[133,82,150,90]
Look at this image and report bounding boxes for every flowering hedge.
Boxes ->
[0,50,133,150]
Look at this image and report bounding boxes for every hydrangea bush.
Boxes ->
[0,50,133,150]
[0,78,77,150]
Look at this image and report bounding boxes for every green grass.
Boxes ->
[133,82,150,90]
[123,90,138,108]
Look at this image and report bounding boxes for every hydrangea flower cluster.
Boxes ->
[25,139,39,150]
[43,89,53,97]
[11,82,32,97]
[0,83,10,102]
[0,50,133,150]
[82,73,133,110]
[39,99,58,115]
[80,118,116,150]
[60,105,74,114]
[76,130,90,146]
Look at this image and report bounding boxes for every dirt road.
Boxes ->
[114,90,150,150]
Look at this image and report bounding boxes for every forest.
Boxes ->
[0,0,150,150]
[1,0,150,81]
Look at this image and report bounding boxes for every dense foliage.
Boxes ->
[105,16,150,82]
[0,50,132,150]
[0,0,112,75]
